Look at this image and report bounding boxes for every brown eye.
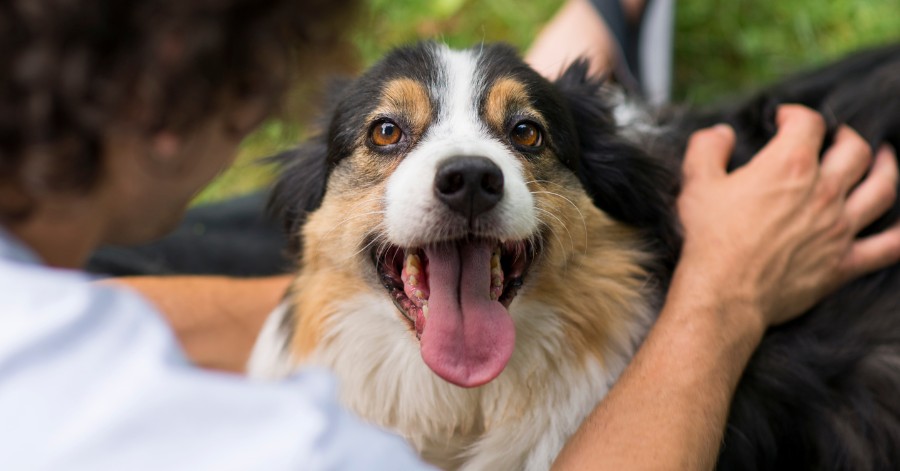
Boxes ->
[370,119,402,146]
[510,121,543,148]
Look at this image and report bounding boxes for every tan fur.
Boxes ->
[287,168,392,359]
[483,78,544,133]
[374,78,433,135]
[527,178,651,365]
[271,67,655,470]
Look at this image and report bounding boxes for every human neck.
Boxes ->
[5,197,108,269]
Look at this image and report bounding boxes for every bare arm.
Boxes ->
[553,106,900,470]
[105,275,292,372]
[525,0,645,79]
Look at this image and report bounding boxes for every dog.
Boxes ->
[248,42,900,470]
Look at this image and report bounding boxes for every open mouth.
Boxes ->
[375,238,534,388]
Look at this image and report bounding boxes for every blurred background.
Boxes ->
[195,0,900,204]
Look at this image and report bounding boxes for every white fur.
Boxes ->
[609,87,671,143]
[384,46,537,248]
[247,301,296,380]
[249,45,658,469]
[251,290,652,470]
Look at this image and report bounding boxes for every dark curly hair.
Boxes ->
[0,0,359,220]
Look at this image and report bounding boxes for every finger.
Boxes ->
[751,105,827,173]
[846,144,899,233]
[840,219,900,282]
[682,124,735,181]
[820,126,874,194]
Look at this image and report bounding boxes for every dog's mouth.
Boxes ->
[375,238,534,388]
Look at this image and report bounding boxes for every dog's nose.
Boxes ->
[434,156,504,220]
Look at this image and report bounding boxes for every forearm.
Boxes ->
[525,0,617,79]
[552,267,765,470]
[553,110,900,470]
[105,275,292,372]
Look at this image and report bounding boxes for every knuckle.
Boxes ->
[831,214,851,238]
[875,180,898,204]
[784,150,816,177]
[780,105,825,132]
[838,126,872,159]
[816,177,842,204]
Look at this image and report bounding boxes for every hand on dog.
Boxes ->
[677,104,900,328]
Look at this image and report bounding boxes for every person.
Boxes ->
[1,2,899,471]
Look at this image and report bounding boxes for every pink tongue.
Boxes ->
[419,240,516,388]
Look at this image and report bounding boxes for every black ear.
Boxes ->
[266,137,329,255]
[553,60,681,265]
[267,78,354,255]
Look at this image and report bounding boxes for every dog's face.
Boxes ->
[274,42,676,388]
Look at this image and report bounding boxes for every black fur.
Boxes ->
[555,44,900,470]
[267,141,330,254]
[553,60,680,269]
[703,46,900,471]
[267,44,446,253]
[270,42,900,470]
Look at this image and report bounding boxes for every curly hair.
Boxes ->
[0,0,358,220]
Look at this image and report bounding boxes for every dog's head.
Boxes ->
[272,42,676,387]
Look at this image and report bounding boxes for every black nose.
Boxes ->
[434,156,504,220]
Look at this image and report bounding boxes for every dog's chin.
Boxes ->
[374,237,534,388]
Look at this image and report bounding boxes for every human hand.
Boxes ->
[676,104,900,328]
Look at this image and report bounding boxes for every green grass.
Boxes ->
[195,0,900,204]
[674,0,900,103]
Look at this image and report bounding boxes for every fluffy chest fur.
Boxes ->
[252,196,657,470]
[250,41,900,471]
[248,41,669,470]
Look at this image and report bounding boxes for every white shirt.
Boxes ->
[0,229,431,470]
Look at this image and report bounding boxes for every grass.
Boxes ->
[194,0,900,204]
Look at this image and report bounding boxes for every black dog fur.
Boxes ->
[271,42,900,470]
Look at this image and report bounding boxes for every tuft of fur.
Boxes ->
[256,42,900,471]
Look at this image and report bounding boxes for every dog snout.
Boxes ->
[434,156,504,220]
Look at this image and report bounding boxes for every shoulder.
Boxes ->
[0,260,429,470]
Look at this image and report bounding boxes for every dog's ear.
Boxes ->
[553,60,681,264]
[266,79,353,255]
[266,137,329,255]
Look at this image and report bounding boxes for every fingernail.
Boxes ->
[881,143,897,156]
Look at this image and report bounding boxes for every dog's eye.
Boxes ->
[510,121,543,148]
[370,119,403,146]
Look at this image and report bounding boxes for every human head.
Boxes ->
[0,0,358,247]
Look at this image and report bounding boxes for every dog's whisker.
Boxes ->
[322,210,387,239]
[534,207,573,255]
[530,190,589,253]
[319,195,386,235]
[352,232,388,261]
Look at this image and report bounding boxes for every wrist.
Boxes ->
[663,262,767,359]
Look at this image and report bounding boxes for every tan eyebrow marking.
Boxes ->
[484,77,534,131]
[371,78,432,134]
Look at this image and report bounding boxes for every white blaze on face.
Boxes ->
[384,45,537,247]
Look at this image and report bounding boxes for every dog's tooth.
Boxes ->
[407,264,419,276]
[406,253,421,269]
[491,276,502,288]
[408,275,418,287]
[490,290,499,301]
[415,289,425,301]
[422,303,429,319]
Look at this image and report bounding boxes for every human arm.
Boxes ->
[525,0,645,79]
[104,275,292,372]
[552,105,900,470]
